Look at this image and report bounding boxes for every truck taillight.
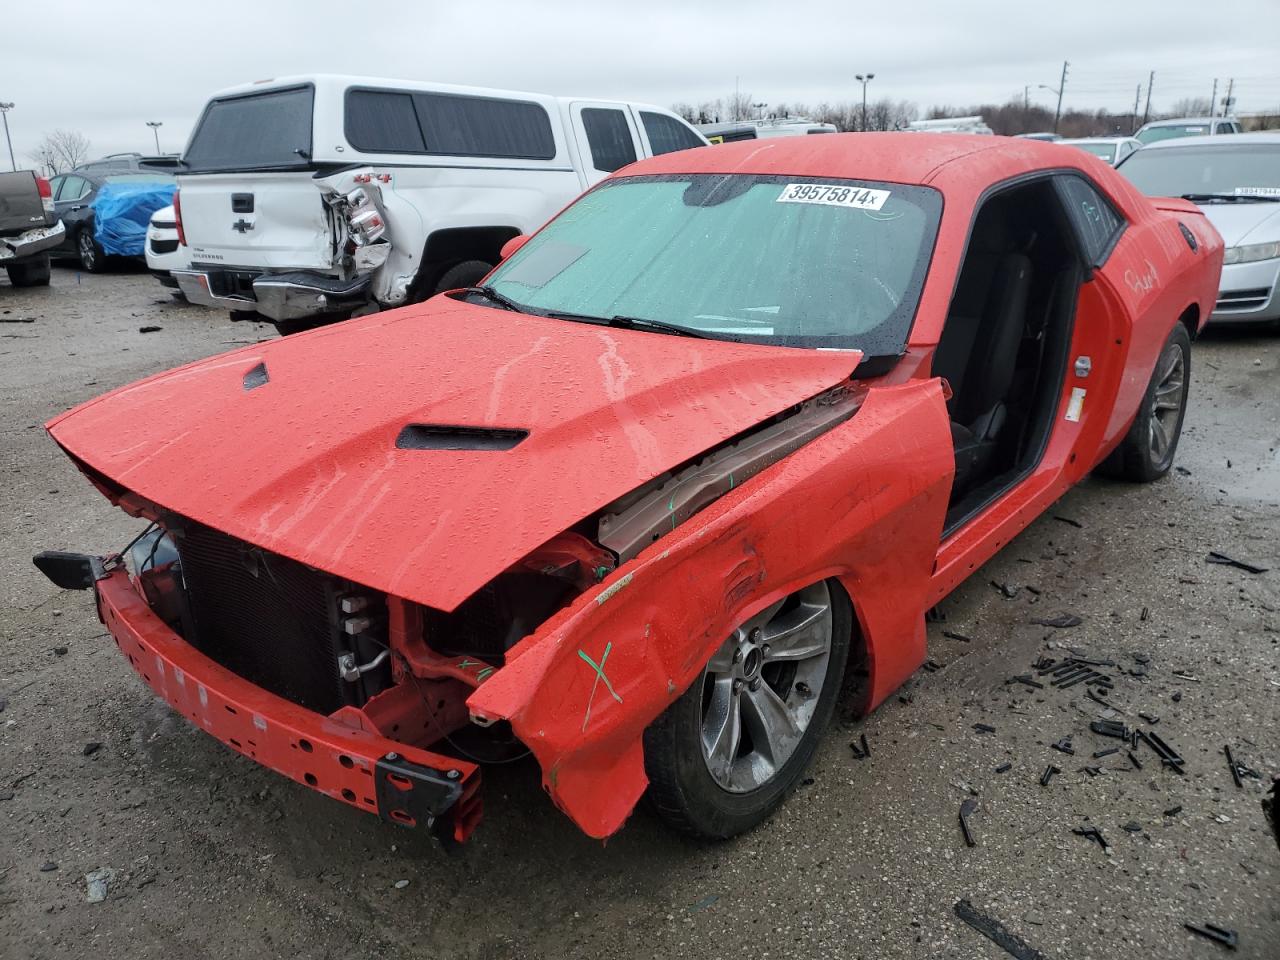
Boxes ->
[36,176,54,215]
[173,190,186,246]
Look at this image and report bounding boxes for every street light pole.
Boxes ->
[855,73,875,130]
[0,102,15,172]
[146,121,163,154]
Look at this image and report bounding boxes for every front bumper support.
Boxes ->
[93,567,481,842]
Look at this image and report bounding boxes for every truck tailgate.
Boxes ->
[0,171,47,235]
[178,172,335,271]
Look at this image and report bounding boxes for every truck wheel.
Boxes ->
[643,580,851,839]
[433,260,493,295]
[6,254,51,287]
[77,229,105,273]
[1097,323,1191,482]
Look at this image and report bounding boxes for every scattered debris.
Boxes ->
[1171,691,1183,703]
[0,697,7,713]
[994,763,1012,774]
[1091,719,1128,740]
[1031,613,1082,629]
[1139,730,1185,775]
[991,580,1021,599]
[0,791,13,802]
[689,894,720,912]
[1140,606,1150,621]
[1127,751,1143,770]
[921,659,942,673]
[53,646,68,656]
[1052,515,1082,528]
[1007,674,1044,689]
[1206,551,1268,575]
[959,798,978,847]
[1264,778,1279,853]
[973,723,996,734]
[1072,826,1110,852]
[1138,712,1159,725]
[1051,737,1074,756]
[1171,672,1201,682]
[954,899,1046,960]
[138,325,163,334]
[1122,821,1142,833]
[1224,745,1243,789]
[849,733,871,760]
[394,879,410,889]
[1183,922,1238,950]
[1164,805,1182,817]
[84,868,116,903]
[942,630,973,643]
[82,742,102,757]
[1039,765,1061,786]
[1081,766,1102,777]
[39,861,57,872]
[1092,748,1119,759]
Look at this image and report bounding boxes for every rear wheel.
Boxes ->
[433,260,493,295]
[1098,323,1191,482]
[77,229,105,273]
[644,580,851,839]
[6,254,51,287]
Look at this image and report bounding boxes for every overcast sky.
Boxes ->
[3,0,1278,162]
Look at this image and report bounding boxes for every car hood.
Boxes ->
[1197,202,1280,247]
[49,300,861,611]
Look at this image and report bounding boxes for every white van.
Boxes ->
[171,75,707,332]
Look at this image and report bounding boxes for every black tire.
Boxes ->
[272,311,350,336]
[433,259,494,295]
[1097,323,1191,482]
[643,579,852,839]
[6,254,51,287]
[77,228,105,273]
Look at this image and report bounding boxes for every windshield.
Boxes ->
[1119,143,1280,198]
[1136,124,1210,145]
[483,174,942,356]
[184,86,314,173]
[1072,142,1116,162]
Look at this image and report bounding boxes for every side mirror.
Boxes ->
[500,234,530,261]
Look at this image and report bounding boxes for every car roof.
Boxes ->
[1060,137,1136,145]
[1137,131,1280,150]
[620,132,1099,188]
[1140,116,1235,127]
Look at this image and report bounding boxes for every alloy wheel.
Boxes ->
[1148,340,1185,465]
[78,232,96,271]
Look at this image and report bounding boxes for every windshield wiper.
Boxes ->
[1181,192,1280,203]
[465,285,527,313]
[546,310,716,339]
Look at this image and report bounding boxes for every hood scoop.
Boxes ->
[243,362,269,391]
[395,424,529,452]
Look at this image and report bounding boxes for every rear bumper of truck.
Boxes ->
[173,268,372,321]
[0,221,64,263]
[94,566,482,843]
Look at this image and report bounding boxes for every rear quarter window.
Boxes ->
[581,108,637,172]
[1057,175,1125,265]
[639,112,705,156]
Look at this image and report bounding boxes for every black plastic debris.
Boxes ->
[1007,674,1045,689]
[1081,766,1102,777]
[1053,515,1083,528]
[1139,606,1150,621]
[995,763,1012,774]
[959,798,978,847]
[1052,737,1075,756]
[954,899,1046,960]
[1183,922,1238,950]
[1206,551,1268,575]
[1093,747,1119,759]
[1127,750,1143,770]
[1138,712,1160,725]
[922,659,942,673]
[82,742,101,757]
[942,630,973,643]
[1141,730,1186,775]
[138,325,162,334]
[849,733,870,760]
[1072,826,1110,852]
[1040,765,1061,786]
[1172,691,1183,703]
[1091,719,1129,740]
[1224,745,1243,789]
[973,723,996,734]
[1122,821,1142,833]
[1032,613,1082,629]
[1163,805,1182,817]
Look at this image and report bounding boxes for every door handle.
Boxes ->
[70,205,84,211]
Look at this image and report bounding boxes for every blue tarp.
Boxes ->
[91,181,176,257]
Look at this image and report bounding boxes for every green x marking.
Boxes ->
[578,642,623,731]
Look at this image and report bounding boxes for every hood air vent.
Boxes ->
[395,424,529,451]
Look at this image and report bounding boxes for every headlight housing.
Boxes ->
[1223,241,1280,265]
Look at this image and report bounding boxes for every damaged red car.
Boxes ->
[38,134,1222,844]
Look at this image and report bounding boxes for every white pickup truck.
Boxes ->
[171,74,708,332]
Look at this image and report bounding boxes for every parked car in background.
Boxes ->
[40,133,1221,844]
[906,116,993,135]
[1060,137,1142,166]
[1015,132,1061,141]
[1135,116,1242,145]
[144,204,186,295]
[47,171,175,272]
[0,169,64,287]
[170,74,708,334]
[76,152,181,175]
[1119,132,1280,327]
[697,118,837,142]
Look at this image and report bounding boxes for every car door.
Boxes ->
[567,103,642,188]
[52,175,92,253]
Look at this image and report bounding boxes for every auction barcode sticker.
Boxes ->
[777,183,890,210]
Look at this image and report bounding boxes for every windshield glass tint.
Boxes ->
[1136,124,1210,145]
[184,86,314,172]
[485,174,942,355]
[1119,144,1280,196]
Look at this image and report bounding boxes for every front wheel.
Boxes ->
[643,579,851,839]
[6,254,51,287]
[433,259,494,295]
[1097,323,1191,482]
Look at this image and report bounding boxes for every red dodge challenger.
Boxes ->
[37,134,1222,844]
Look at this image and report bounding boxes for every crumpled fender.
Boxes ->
[468,379,954,837]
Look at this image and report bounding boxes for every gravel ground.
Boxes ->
[1,267,1277,960]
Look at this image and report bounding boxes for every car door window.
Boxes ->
[1215,122,1233,135]
[1056,175,1125,265]
[57,176,87,202]
[639,111,705,156]
[580,108,637,173]
[49,176,66,200]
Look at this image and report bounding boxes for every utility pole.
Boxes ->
[1222,78,1234,117]
[1053,60,1069,134]
[0,102,15,171]
[1142,71,1154,125]
[856,73,875,131]
[1131,84,1142,134]
[1210,78,1218,117]
[146,121,163,154]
